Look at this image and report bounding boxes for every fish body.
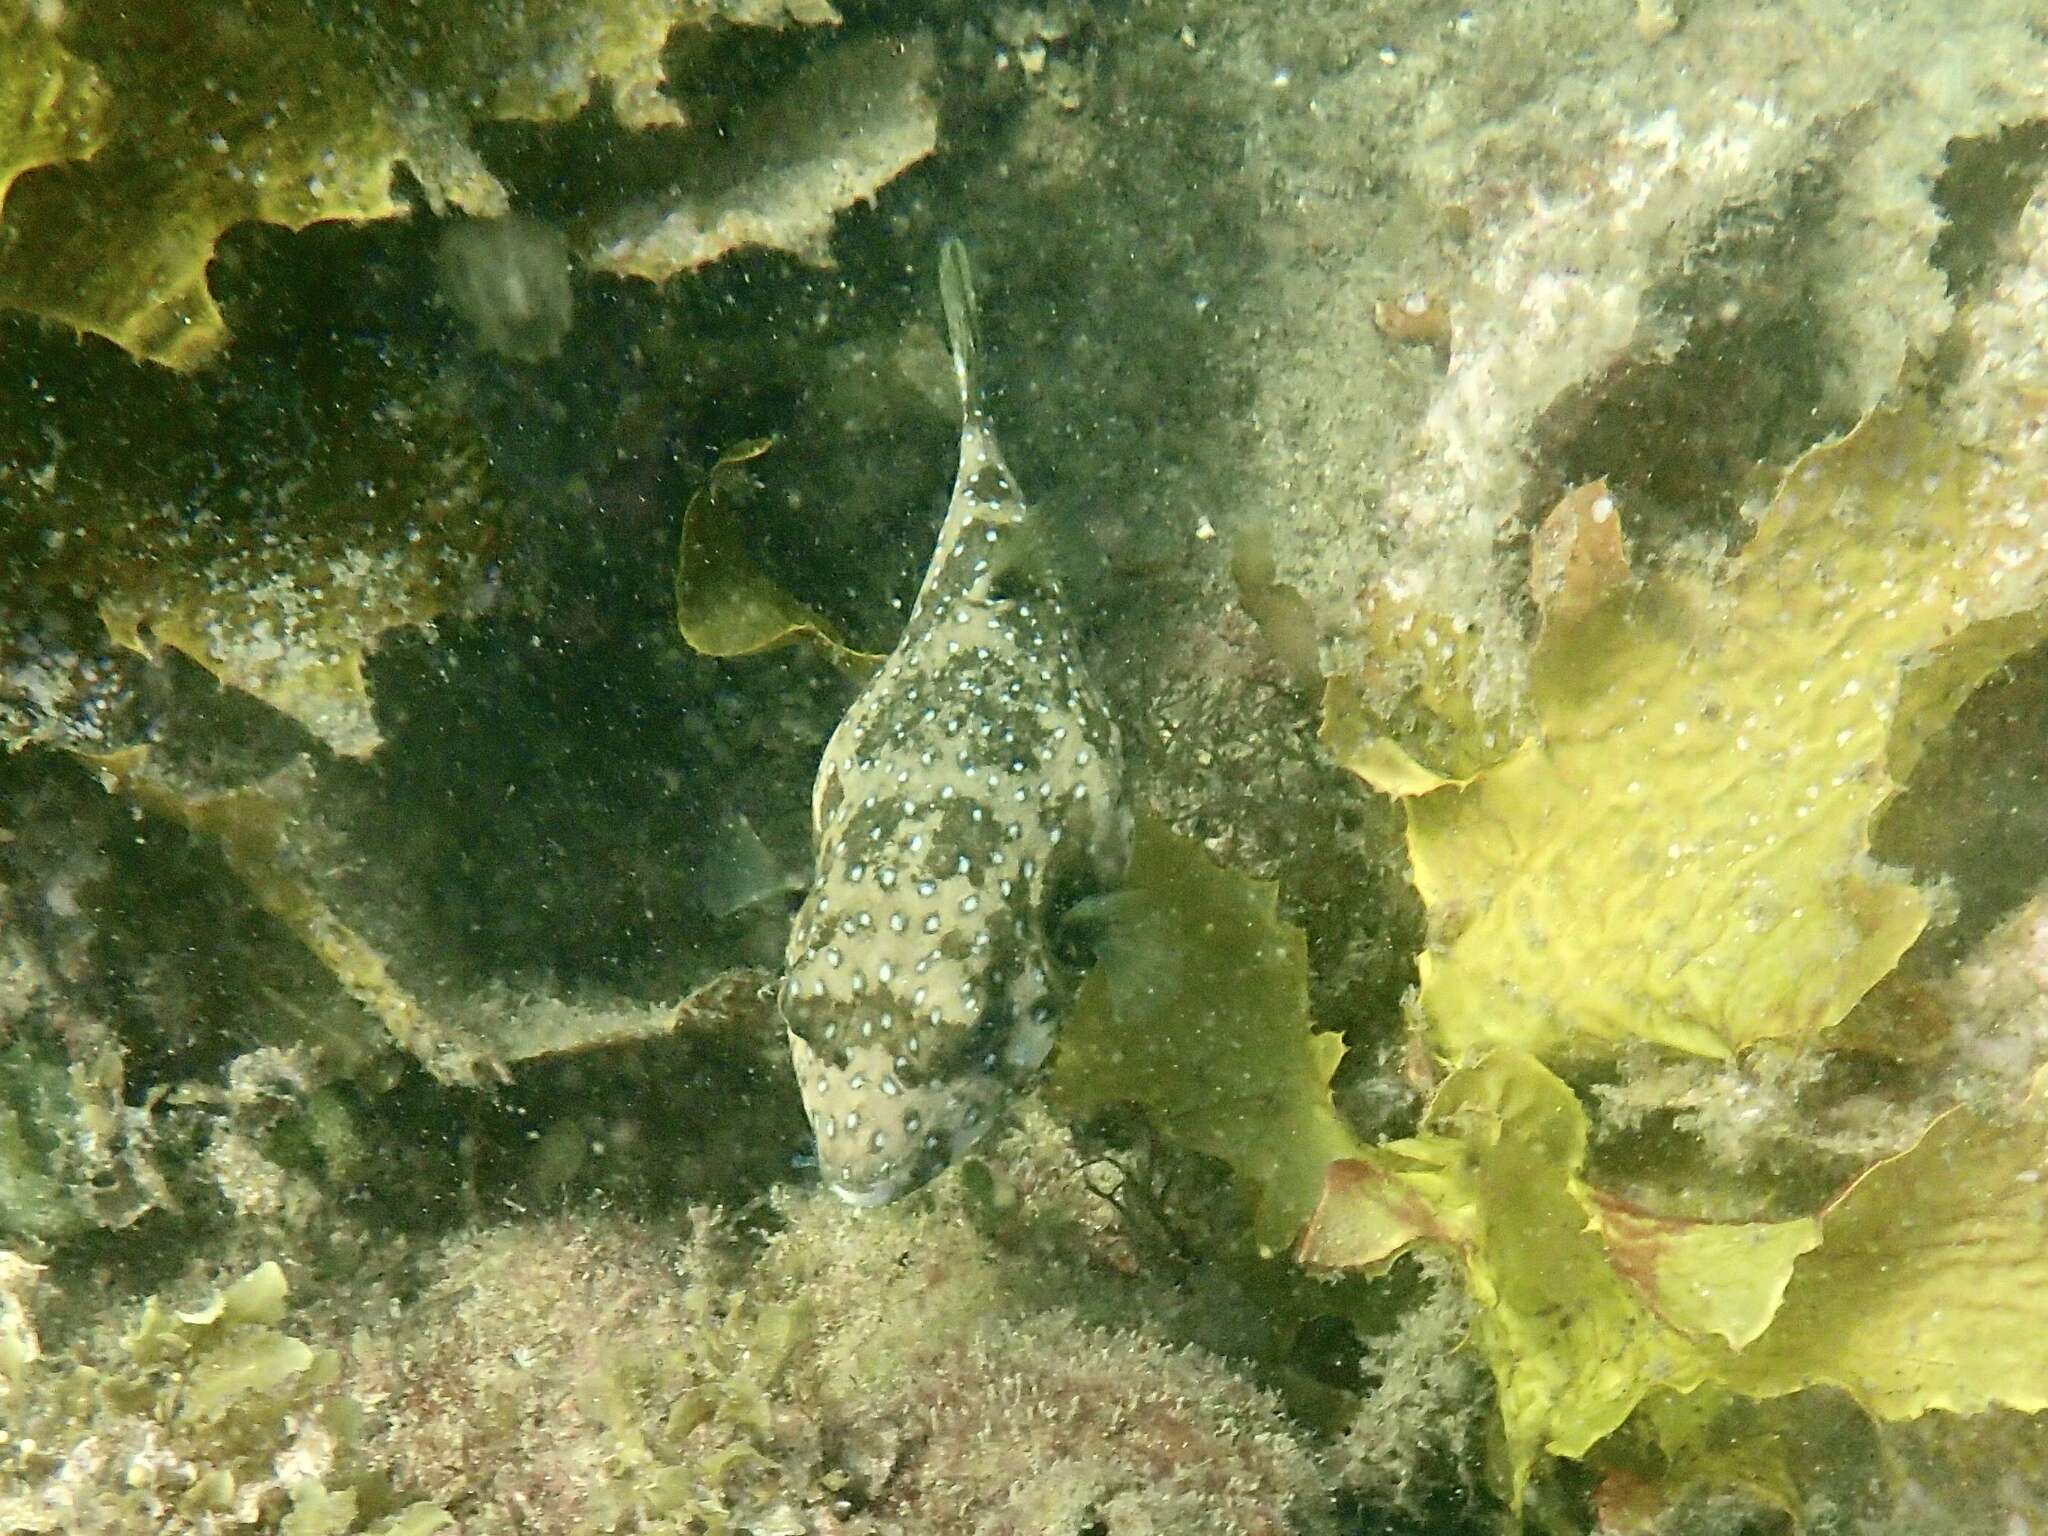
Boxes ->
[780,241,1129,1205]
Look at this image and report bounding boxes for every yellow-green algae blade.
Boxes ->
[1047,815,1358,1255]
[1599,1385,1818,1530]
[1298,1051,1817,1504]
[0,0,476,367]
[1726,1071,2048,1419]
[0,6,108,208]
[1579,1189,1818,1351]
[1551,1074,2048,1495]
[1319,579,1527,794]
[179,1329,317,1422]
[675,439,882,677]
[173,1260,291,1331]
[280,1484,361,1536]
[1298,964,2048,1500]
[1335,410,2048,1066]
[0,0,836,367]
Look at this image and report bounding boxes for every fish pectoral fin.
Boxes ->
[810,710,860,833]
[1049,887,1140,972]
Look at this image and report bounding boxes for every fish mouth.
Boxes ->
[825,1153,941,1207]
[827,1176,913,1208]
[821,1122,972,1207]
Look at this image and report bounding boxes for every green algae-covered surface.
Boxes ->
[7,1,2048,1532]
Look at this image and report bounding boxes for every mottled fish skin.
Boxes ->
[780,240,1130,1206]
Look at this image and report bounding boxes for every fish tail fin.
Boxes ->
[939,237,981,409]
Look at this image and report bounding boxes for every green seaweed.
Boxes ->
[349,1204,1327,1535]
[0,324,494,758]
[1300,1051,2048,1505]
[4,4,2048,1529]
[1047,814,1357,1256]
[1330,409,2048,1068]
[0,8,107,211]
[1723,1075,2048,1417]
[0,1260,440,1534]
[674,439,882,676]
[0,1006,163,1245]
[1297,1052,1809,1504]
[1052,404,2048,1510]
[1294,404,2048,1505]
[0,1039,90,1243]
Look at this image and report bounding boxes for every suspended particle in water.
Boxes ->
[435,213,574,363]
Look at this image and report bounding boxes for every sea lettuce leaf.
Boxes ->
[1725,1075,2048,1418]
[1304,402,2048,1501]
[1046,815,1357,1255]
[1329,411,2048,1066]
[1296,1051,1795,1501]
[1302,1056,2048,1499]
[674,440,881,676]
[0,8,107,211]
[0,330,493,758]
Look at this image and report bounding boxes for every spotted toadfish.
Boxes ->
[780,240,1130,1206]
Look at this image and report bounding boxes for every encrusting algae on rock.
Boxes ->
[0,1257,451,1536]
[344,1158,1330,1536]
[781,240,1130,1206]
[0,0,856,367]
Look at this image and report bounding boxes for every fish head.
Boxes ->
[784,1026,1009,1204]
[776,814,1094,1206]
